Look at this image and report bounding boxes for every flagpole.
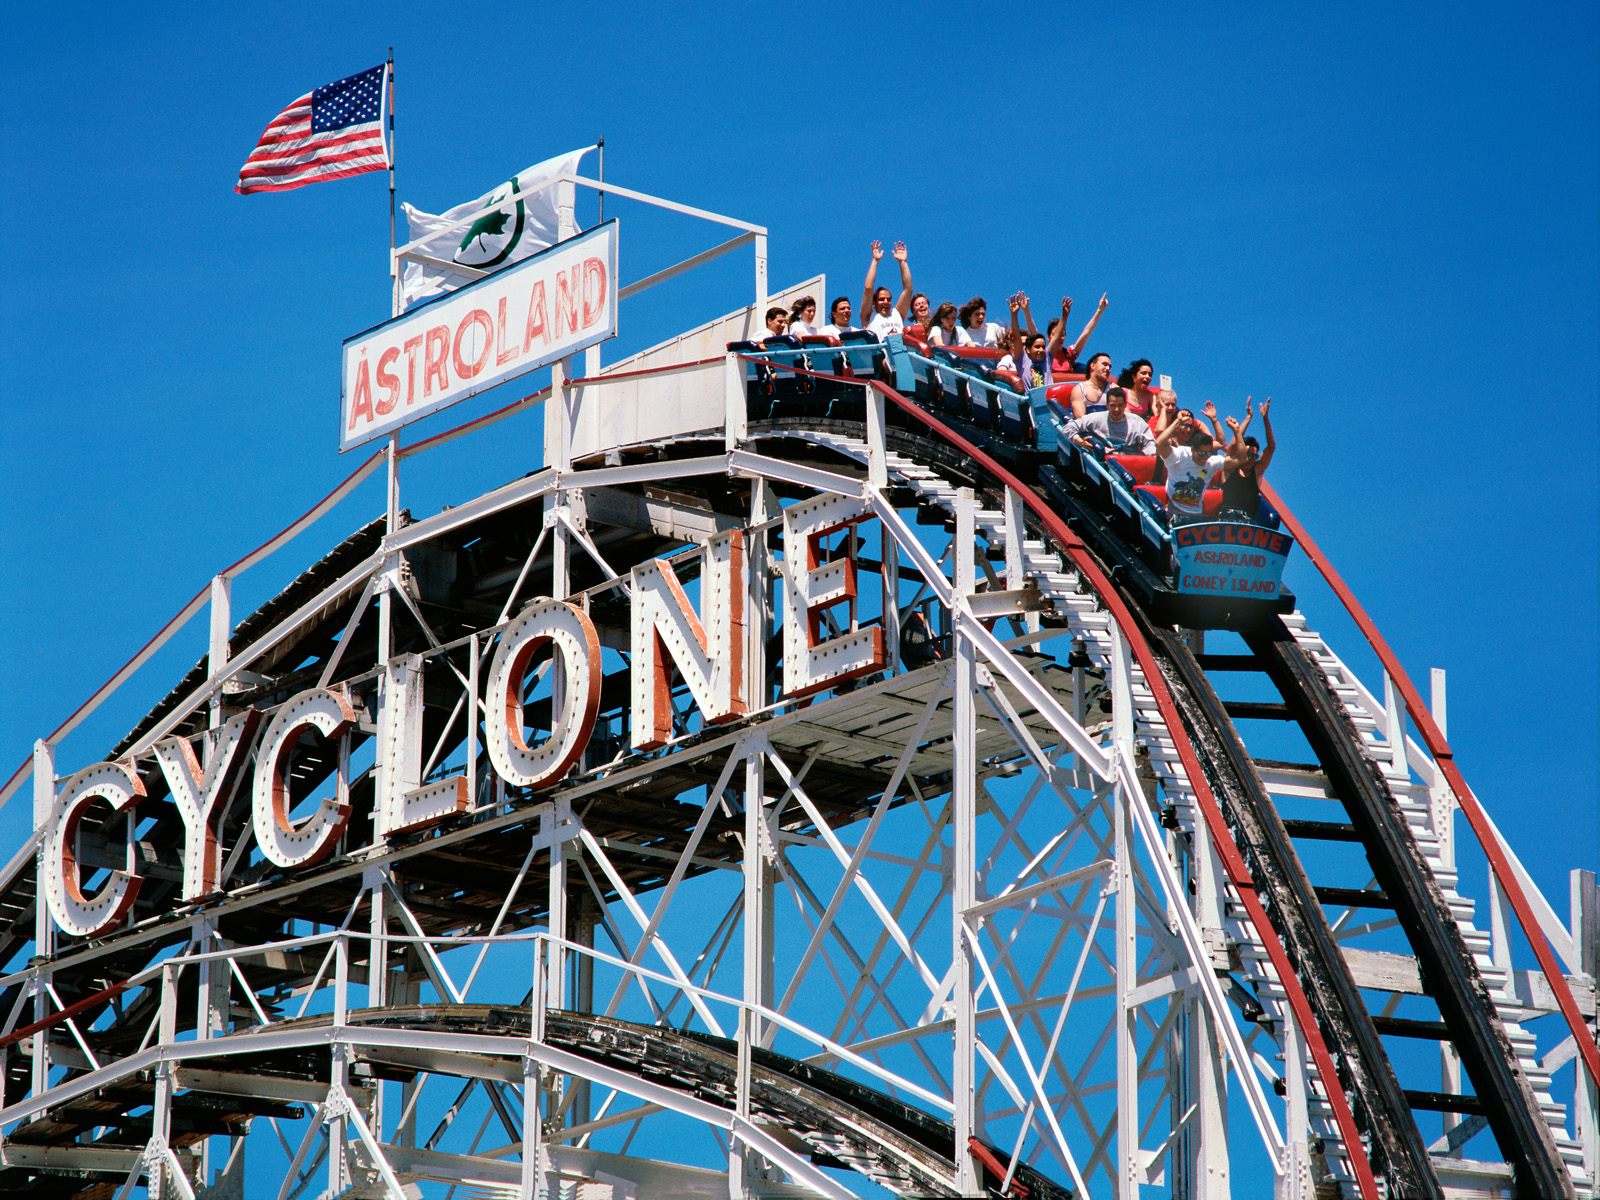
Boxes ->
[597,135,605,227]
[387,48,398,319]
[384,48,401,550]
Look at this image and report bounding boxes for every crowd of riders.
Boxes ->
[760,242,1275,526]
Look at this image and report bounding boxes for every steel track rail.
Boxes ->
[1141,623,1442,1196]
[1248,621,1575,1198]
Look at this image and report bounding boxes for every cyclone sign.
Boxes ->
[39,492,890,940]
[1172,521,1294,597]
[340,221,618,451]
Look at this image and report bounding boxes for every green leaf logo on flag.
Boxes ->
[453,177,526,270]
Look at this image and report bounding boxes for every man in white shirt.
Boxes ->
[860,240,914,339]
[1154,408,1228,524]
[819,295,856,338]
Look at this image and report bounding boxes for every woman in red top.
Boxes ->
[1045,293,1109,377]
[1116,358,1175,419]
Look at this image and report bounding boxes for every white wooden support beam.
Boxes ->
[1381,672,1407,780]
[746,481,772,711]
[2,1143,144,1171]
[1278,1015,1313,1200]
[191,915,227,1189]
[548,358,571,474]
[725,351,748,452]
[743,738,773,1041]
[1575,869,1599,1184]
[1003,488,1039,636]
[366,865,390,1147]
[951,487,980,1196]
[966,580,1048,621]
[30,739,55,1100]
[865,384,888,490]
[520,1053,543,1199]
[1184,808,1232,1195]
[1111,630,1139,1200]
[753,233,768,321]
[375,653,426,842]
[1429,666,1456,873]
[207,574,231,734]
[328,937,352,1194]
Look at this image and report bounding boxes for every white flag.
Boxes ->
[399,145,595,307]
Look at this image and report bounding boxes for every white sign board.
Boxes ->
[341,221,618,450]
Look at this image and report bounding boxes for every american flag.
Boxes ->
[236,65,389,194]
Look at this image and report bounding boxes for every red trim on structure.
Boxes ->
[0,979,129,1050]
[1263,480,1600,1086]
[967,1137,1030,1197]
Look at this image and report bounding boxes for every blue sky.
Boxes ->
[0,0,1595,1173]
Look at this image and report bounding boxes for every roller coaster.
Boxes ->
[0,183,1594,1200]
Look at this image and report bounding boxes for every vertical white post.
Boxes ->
[951,488,980,1195]
[1488,870,1513,983]
[547,387,573,1034]
[1067,636,1091,790]
[554,176,580,479]
[207,574,231,735]
[572,897,595,1126]
[1278,1014,1313,1200]
[742,739,773,1034]
[30,740,55,1101]
[865,384,887,491]
[864,387,900,674]
[753,233,768,318]
[1429,667,1455,872]
[1381,673,1406,779]
[192,914,227,1188]
[377,653,422,845]
[1573,870,1598,1184]
[1004,488,1039,635]
[547,838,568,1018]
[1185,811,1231,1196]
[731,1006,757,1198]
[746,478,772,711]
[153,962,179,1199]
[466,632,481,809]
[328,937,349,1196]
[521,1053,544,1199]
[882,519,901,674]
[1111,631,1139,1199]
[548,359,571,475]
[725,351,748,451]
[366,865,389,1146]
[385,436,400,531]
[1436,663,1463,1143]
[736,734,774,1195]
[382,433,401,663]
